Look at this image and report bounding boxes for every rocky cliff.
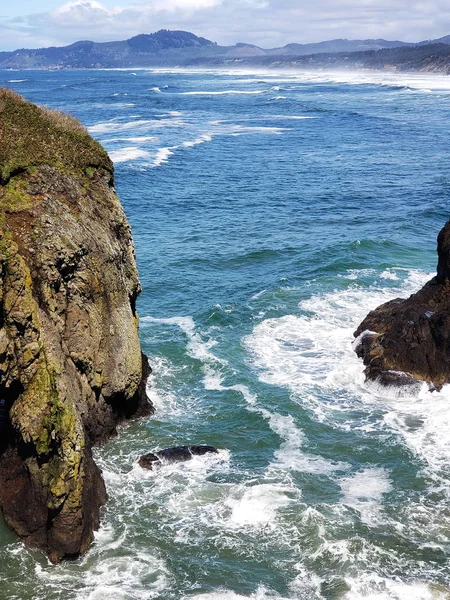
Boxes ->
[0,89,153,562]
[354,221,450,390]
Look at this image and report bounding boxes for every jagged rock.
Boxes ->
[354,220,450,389]
[0,89,153,562]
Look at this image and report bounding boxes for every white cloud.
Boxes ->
[54,0,110,13]
[0,0,449,51]
[152,0,222,10]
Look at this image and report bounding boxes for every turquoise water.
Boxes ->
[1,68,450,600]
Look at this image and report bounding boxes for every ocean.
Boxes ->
[0,67,450,600]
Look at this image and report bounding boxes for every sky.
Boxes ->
[0,0,449,51]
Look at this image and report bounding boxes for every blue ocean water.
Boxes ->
[1,68,450,600]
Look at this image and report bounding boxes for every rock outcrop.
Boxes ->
[354,220,450,389]
[139,445,219,469]
[0,89,153,562]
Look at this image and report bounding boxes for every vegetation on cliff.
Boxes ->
[0,89,111,183]
[0,89,152,562]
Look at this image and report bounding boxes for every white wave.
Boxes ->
[7,79,25,83]
[184,587,293,600]
[204,366,343,475]
[244,268,450,491]
[109,147,151,163]
[144,356,187,417]
[141,316,225,364]
[129,66,450,93]
[88,118,186,134]
[210,123,288,136]
[203,370,257,404]
[225,483,295,526]
[289,70,450,93]
[89,119,155,134]
[112,102,136,108]
[180,89,267,96]
[88,119,153,133]
[151,86,162,93]
[155,110,183,117]
[382,386,450,482]
[250,288,267,300]
[344,575,450,600]
[267,412,348,475]
[380,269,400,280]
[36,545,170,600]
[136,449,231,487]
[108,135,159,143]
[245,269,431,394]
[182,134,213,148]
[339,468,391,525]
[152,147,174,167]
[271,115,316,120]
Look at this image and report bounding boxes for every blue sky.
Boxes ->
[0,0,448,51]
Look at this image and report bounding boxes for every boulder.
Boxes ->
[354,220,450,389]
[139,445,219,469]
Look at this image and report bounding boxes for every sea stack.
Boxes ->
[0,89,153,562]
[354,220,450,390]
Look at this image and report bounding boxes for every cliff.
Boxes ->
[0,89,153,562]
[354,221,450,390]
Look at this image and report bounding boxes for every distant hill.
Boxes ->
[193,43,450,74]
[0,30,221,69]
[267,38,411,56]
[1,29,450,72]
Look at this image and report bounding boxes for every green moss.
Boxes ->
[0,177,32,212]
[0,89,113,184]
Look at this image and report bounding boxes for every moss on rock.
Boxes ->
[0,89,153,562]
[0,89,112,184]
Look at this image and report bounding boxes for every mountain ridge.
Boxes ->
[1,29,450,72]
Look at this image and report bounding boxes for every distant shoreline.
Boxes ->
[1,30,450,75]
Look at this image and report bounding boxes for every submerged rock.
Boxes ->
[354,220,450,389]
[139,445,219,469]
[0,89,153,562]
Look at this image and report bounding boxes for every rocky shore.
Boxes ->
[0,89,153,562]
[354,220,450,390]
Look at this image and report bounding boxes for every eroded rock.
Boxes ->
[0,89,153,561]
[354,220,450,390]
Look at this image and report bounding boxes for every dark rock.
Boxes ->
[354,220,450,389]
[139,445,219,469]
[0,89,153,562]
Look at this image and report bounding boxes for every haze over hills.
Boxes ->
[1,29,450,72]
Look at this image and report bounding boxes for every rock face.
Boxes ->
[0,89,153,562]
[354,220,450,389]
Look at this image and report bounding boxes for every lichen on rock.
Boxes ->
[354,220,450,390]
[0,88,153,562]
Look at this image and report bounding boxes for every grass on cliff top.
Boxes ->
[0,88,112,183]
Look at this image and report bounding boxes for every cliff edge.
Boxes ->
[354,221,450,390]
[0,89,153,561]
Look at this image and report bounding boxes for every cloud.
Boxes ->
[0,0,449,51]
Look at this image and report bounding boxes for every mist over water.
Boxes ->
[1,68,450,599]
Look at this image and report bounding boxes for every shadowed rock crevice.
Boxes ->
[354,220,450,389]
[0,88,154,562]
